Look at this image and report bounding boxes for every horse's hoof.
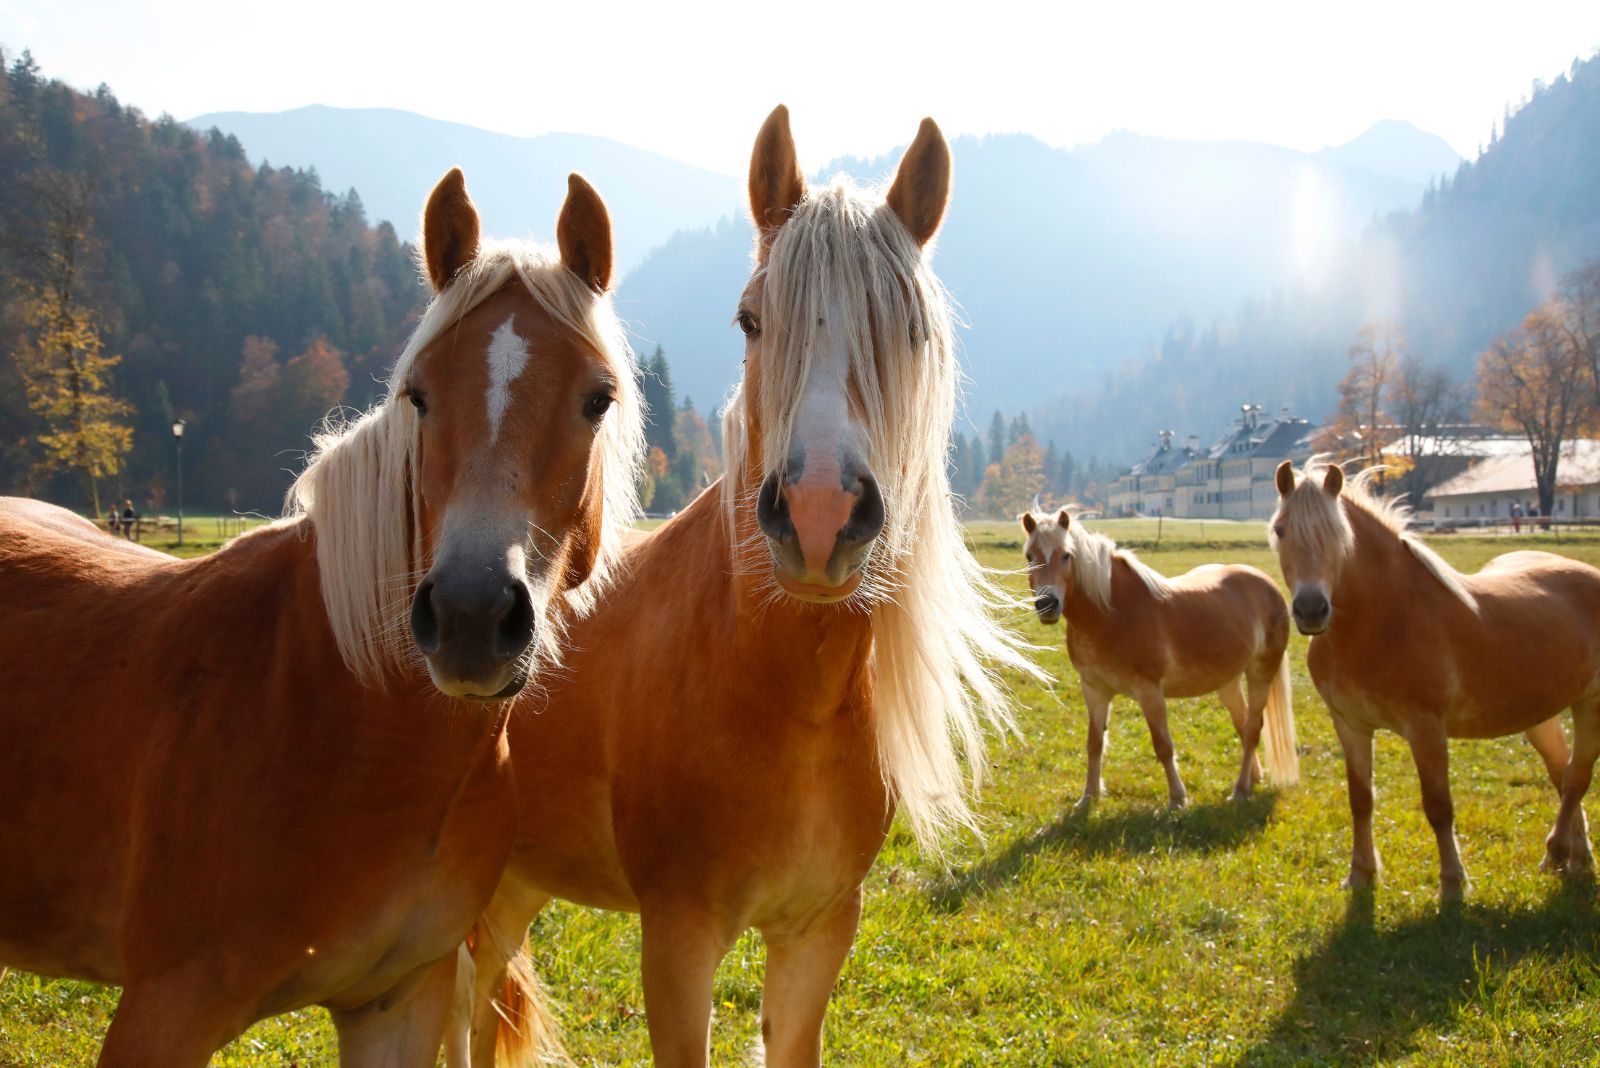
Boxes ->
[1540,852,1566,874]
[1229,787,1251,802]
[1072,794,1096,813]
[1440,875,1469,902]
[1168,794,1189,811]
[1342,870,1377,891]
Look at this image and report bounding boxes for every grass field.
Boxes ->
[5,523,1600,1065]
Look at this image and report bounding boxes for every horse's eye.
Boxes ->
[584,392,614,422]
[736,310,760,338]
[1272,524,1286,539]
[406,389,427,415]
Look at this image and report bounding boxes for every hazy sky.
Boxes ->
[3,0,1596,175]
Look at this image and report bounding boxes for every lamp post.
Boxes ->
[171,419,186,548]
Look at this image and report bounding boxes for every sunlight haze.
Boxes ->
[3,0,1596,173]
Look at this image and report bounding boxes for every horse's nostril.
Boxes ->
[410,578,441,654]
[841,474,885,547]
[756,471,795,543]
[494,581,535,661]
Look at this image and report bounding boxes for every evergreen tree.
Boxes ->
[987,410,1007,469]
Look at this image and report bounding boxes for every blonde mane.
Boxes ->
[1273,461,1478,613]
[1064,520,1173,613]
[722,177,1039,851]
[286,240,644,685]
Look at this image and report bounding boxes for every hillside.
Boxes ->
[1035,52,1600,461]
[617,123,1456,423]
[187,105,743,274]
[0,51,426,510]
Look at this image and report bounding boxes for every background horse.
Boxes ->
[1022,509,1297,809]
[0,168,642,1065]
[437,106,1037,1068]
[1270,459,1600,900]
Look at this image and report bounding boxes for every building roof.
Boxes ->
[1427,440,1600,499]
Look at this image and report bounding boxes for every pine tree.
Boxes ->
[987,410,1007,469]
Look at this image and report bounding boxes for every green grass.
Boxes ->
[6,527,1600,1065]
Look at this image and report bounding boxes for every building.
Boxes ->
[1112,404,1315,520]
[1425,440,1600,524]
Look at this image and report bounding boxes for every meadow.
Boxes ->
[5,521,1600,1065]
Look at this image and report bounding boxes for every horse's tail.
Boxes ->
[489,927,564,1067]
[1261,650,1299,785]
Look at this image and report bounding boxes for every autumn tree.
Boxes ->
[223,335,348,508]
[1315,323,1402,480]
[1476,305,1597,517]
[1388,357,1468,501]
[1560,258,1600,403]
[977,434,1045,518]
[9,170,132,515]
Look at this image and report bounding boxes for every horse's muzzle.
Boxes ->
[756,467,884,602]
[1291,590,1331,636]
[410,568,535,699]
[1034,590,1061,625]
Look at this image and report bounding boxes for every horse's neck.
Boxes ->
[1062,556,1126,627]
[673,477,875,723]
[1332,506,1410,616]
[244,520,505,758]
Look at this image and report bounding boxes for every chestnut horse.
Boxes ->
[427,107,1035,1067]
[1270,460,1599,900]
[1021,509,1298,810]
[0,168,643,1065]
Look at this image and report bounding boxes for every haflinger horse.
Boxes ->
[0,167,644,1065]
[1270,459,1600,900]
[1021,509,1298,810]
[428,106,1037,1068]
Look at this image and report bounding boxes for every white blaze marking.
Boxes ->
[485,317,530,442]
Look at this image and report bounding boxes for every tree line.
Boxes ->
[1315,256,1600,517]
[949,411,1120,519]
[0,49,424,514]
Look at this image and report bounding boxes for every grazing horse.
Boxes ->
[0,168,643,1065]
[1270,460,1600,900]
[433,107,1036,1068]
[1021,509,1298,810]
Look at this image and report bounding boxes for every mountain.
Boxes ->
[0,52,426,511]
[186,105,743,273]
[1032,53,1600,462]
[1317,119,1462,187]
[618,122,1459,423]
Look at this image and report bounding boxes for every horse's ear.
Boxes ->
[1323,464,1345,497]
[1020,512,1037,535]
[749,104,806,253]
[422,168,480,292]
[1057,508,1071,528]
[557,173,613,293]
[886,117,952,248]
[1275,460,1295,497]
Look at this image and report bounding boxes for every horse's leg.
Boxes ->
[640,903,736,1068]
[333,952,459,1068]
[1076,682,1113,811]
[1218,677,1261,799]
[758,887,862,1068]
[96,980,243,1068]
[1545,699,1600,873]
[451,881,552,1068]
[1526,716,1571,792]
[1404,715,1467,900]
[1331,714,1381,889]
[1135,687,1186,808]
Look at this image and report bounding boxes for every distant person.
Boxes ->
[120,499,138,540]
[1529,503,1542,532]
[1511,500,1523,534]
[107,507,121,537]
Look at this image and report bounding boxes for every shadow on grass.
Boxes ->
[1236,880,1600,1065]
[929,791,1279,912]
